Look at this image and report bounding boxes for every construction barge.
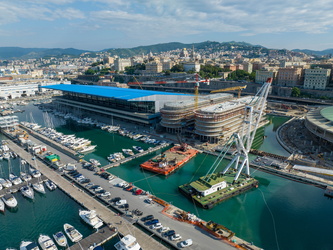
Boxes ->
[179,170,258,209]
[140,144,198,175]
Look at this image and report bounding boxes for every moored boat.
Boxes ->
[0,198,5,212]
[38,235,57,250]
[20,185,35,199]
[45,180,57,191]
[53,231,67,247]
[64,223,83,242]
[32,182,46,194]
[20,241,40,250]
[114,234,141,250]
[122,149,134,156]
[133,146,144,153]
[79,209,104,229]
[2,194,18,208]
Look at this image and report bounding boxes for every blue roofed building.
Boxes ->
[42,84,192,126]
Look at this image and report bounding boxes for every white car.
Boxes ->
[180,239,193,248]
[116,199,127,206]
[170,234,182,241]
[94,187,103,192]
[150,223,162,230]
[117,182,125,187]
[158,226,170,233]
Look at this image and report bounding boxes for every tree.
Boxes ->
[85,69,97,75]
[291,87,301,97]
[170,64,185,72]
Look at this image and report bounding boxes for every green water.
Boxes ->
[11,104,333,250]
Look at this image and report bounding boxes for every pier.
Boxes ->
[5,139,169,250]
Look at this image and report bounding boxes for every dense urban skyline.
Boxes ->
[1,0,333,51]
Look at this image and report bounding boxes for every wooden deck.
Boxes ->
[5,139,168,250]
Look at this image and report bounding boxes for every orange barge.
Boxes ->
[140,145,198,175]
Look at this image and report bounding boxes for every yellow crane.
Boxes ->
[210,85,247,98]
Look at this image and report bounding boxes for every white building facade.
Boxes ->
[304,68,331,90]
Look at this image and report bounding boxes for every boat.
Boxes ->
[20,172,32,182]
[64,223,83,242]
[89,159,101,166]
[132,146,144,153]
[45,180,57,191]
[79,209,104,229]
[3,152,10,160]
[2,194,18,208]
[38,235,58,250]
[0,178,12,188]
[122,149,134,156]
[78,145,97,153]
[114,234,141,250]
[20,241,40,250]
[53,231,67,247]
[0,183,2,190]
[32,182,46,194]
[20,185,35,199]
[0,198,5,212]
[9,173,23,185]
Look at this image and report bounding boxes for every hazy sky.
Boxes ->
[1,0,333,51]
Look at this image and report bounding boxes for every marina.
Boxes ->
[1,103,333,250]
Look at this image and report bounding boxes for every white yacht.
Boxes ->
[20,241,40,250]
[122,149,134,156]
[133,146,144,153]
[0,198,5,212]
[89,159,101,166]
[0,183,2,190]
[20,185,35,199]
[9,173,23,185]
[53,231,67,247]
[3,152,10,160]
[20,172,32,182]
[2,194,18,208]
[32,182,46,194]
[45,180,57,191]
[114,234,141,250]
[64,223,83,242]
[30,169,41,178]
[78,145,97,153]
[38,235,58,250]
[0,178,12,188]
[79,210,104,229]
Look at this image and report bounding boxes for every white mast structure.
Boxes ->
[204,78,272,183]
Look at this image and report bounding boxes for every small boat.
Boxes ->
[20,241,40,250]
[133,146,144,153]
[0,178,12,188]
[2,194,18,208]
[78,145,97,153]
[20,185,35,199]
[9,173,22,185]
[53,231,67,247]
[64,223,83,242]
[79,210,104,229]
[38,235,58,250]
[20,172,32,182]
[0,198,5,212]
[122,149,134,156]
[3,152,10,160]
[114,234,141,250]
[0,183,2,190]
[45,180,57,191]
[32,182,46,194]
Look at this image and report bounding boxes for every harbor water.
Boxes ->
[4,103,333,250]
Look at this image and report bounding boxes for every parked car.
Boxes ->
[141,215,154,222]
[150,223,162,230]
[180,239,193,248]
[145,219,159,226]
[133,209,143,216]
[94,187,103,192]
[90,185,100,190]
[158,227,170,233]
[170,234,182,241]
[80,178,90,184]
[85,183,94,188]
[116,199,127,206]
[163,230,175,237]
[111,197,121,202]
[96,189,106,194]
[135,189,143,195]
[119,203,129,209]
[144,198,152,204]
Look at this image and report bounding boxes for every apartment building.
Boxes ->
[304,68,331,90]
[277,67,303,86]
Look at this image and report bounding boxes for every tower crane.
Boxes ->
[210,85,247,98]
[204,78,272,183]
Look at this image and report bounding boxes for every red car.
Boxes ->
[135,189,143,195]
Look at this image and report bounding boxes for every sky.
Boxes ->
[1,0,333,51]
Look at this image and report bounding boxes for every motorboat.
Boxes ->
[64,223,83,242]
[20,172,32,182]
[2,194,18,208]
[114,234,141,250]
[20,241,40,250]
[78,145,97,153]
[32,182,46,194]
[0,183,2,190]
[0,198,5,212]
[31,170,41,178]
[89,159,101,166]
[53,231,67,247]
[38,235,58,250]
[45,180,57,191]
[0,178,12,188]
[122,149,134,156]
[9,173,22,185]
[3,152,10,160]
[79,209,104,229]
[132,146,144,153]
[20,185,35,199]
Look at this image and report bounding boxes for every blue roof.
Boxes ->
[42,84,188,100]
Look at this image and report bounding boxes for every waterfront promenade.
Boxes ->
[5,139,168,250]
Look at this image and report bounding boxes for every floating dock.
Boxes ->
[140,145,198,175]
[179,170,258,209]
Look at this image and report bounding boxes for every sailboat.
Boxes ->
[0,198,5,212]
[20,185,35,199]
[20,159,32,182]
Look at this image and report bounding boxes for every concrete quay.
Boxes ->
[5,139,168,250]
